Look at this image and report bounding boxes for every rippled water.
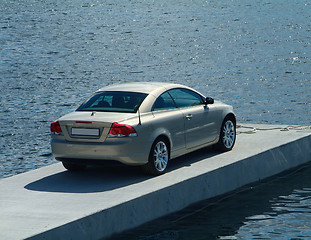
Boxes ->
[1,0,310,178]
[0,0,310,238]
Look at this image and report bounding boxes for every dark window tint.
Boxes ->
[168,88,204,108]
[152,91,176,111]
[76,91,148,113]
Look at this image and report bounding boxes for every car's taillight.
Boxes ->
[108,122,137,137]
[50,120,62,134]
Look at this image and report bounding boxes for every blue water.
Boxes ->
[0,0,310,238]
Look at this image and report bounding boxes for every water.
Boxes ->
[0,0,310,238]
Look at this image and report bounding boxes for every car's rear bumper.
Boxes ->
[51,137,150,166]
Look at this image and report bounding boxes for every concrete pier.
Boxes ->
[0,124,310,240]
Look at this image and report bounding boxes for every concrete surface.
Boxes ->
[0,124,310,240]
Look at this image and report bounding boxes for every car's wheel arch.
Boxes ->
[153,135,171,152]
[224,113,236,124]
[220,113,237,140]
[149,129,172,155]
[215,112,237,151]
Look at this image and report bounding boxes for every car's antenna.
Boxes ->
[138,108,142,125]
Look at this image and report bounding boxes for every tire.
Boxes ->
[62,162,86,171]
[142,137,170,176]
[216,117,236,152]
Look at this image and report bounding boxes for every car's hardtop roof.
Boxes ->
[96,82,188,94]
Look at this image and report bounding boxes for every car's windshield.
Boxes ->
[76,91,148,113]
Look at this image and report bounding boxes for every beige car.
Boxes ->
[50,82,236,175]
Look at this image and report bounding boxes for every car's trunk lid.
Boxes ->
[58,111,137,142]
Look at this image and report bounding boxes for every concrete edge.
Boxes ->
[25,134,311,240]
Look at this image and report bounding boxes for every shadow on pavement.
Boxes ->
[25,147,221,193]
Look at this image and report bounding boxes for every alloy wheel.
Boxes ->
[222,120,236,149]
[153,140,169,172]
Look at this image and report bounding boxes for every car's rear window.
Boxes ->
[76,91,148,113]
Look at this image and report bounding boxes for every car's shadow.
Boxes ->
[25,147,220,193]
[169,146,218,171]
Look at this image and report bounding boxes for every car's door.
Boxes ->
[168,88,218,150]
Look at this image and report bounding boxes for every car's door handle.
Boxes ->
[186,114,192,120]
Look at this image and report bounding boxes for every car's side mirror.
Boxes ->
[205,97,214,105]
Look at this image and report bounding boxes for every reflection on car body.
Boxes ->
[50,82,236,175]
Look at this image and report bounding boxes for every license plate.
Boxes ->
[71,128,100,136]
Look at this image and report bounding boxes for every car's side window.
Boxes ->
[168,88,204,108]
[152,91,177,111]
